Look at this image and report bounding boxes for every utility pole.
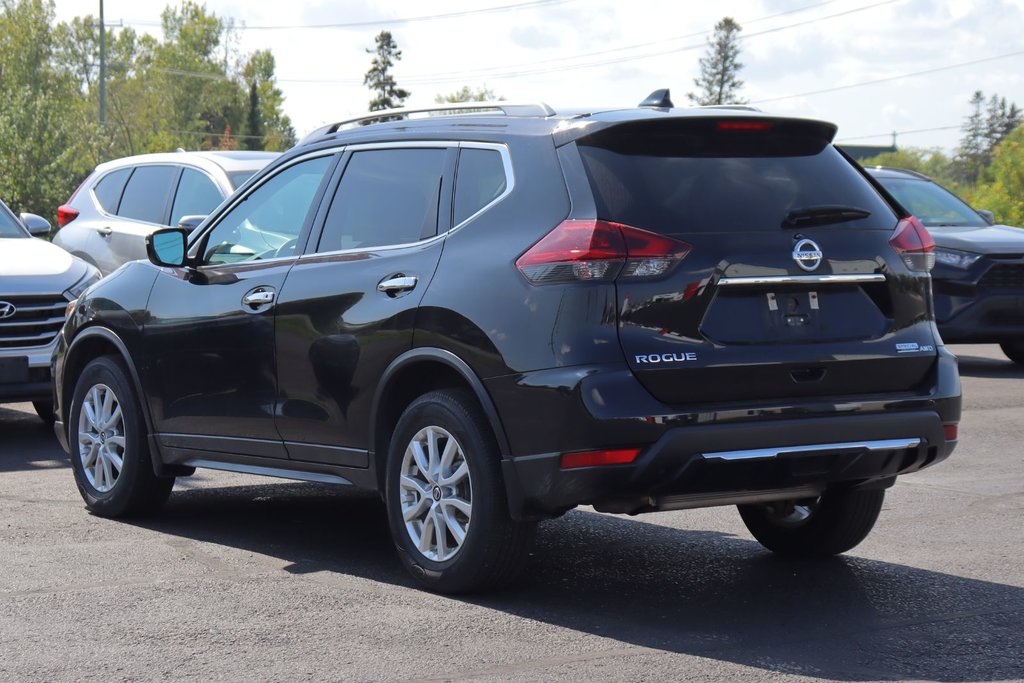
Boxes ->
[99,0,106,125]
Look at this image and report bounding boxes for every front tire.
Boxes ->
[32,400,55,425]
[1000,341,1024,365]
[385,389,535,594]
[738,488,885,557]
[69,356,173,517]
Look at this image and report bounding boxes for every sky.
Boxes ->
[51,0,1024,152]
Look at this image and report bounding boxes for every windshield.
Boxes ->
[0,203,27,238]
[875,176,987,228]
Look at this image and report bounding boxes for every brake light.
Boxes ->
[716,121,774,131]
[944,423,958,441]
[56,204,79,229]
[516,219,691,284]
[560,448,641,469]
[889,216,935,272]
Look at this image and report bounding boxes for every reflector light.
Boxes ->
[889,216,936,272]
[716,121,774,131]
[516,220,691,285]
[943,423,958,441]
[56,204,80,229]
[560,448,642,469]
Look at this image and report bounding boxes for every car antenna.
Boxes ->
[639,89,674,108]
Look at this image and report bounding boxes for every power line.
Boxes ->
[836,125,961,143]
[124,0,576,30]
[753,50,1024,104]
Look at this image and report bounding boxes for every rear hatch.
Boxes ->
[573,116,938,405]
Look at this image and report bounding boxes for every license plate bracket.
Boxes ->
[0,356,30,384]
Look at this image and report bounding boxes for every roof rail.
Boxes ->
[698,104,763,112]
[302,101,556,142]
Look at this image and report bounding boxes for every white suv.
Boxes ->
[52,151,278,275]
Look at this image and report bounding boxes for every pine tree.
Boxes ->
[687,17,746,106]
[954,91,987,183]
[363,30,410,112]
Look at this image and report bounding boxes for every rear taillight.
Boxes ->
[56,204,79,229]
[516,219,691,285]
[889,216,935,272]
[560,447,642,469]
[944,423,958,441]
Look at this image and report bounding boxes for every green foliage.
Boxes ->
[968,126,1024,227]
[954,90,1022,184]
[859,147,960,189]
[687,17,746,106]
[364,30,409,111]
[0,0,297,220]
[434,85,502,103]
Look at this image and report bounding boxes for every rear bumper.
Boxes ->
[491,348,961,520]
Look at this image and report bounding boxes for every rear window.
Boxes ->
[874,177,986,228]
[577,120,897,234]
[93,168,130,213]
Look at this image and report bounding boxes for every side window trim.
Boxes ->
[303,142,460,258]
[161,166,185,226]
[188,150,341,265]
[452,142,514,230]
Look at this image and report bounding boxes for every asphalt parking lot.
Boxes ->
[1,344,1021,682]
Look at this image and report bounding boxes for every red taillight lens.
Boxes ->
[889,216,935,272]
[560,447,642,469]
[56,204,79,229]
[944,423,958,441]
[716,120,774,131]
[516,219,691,285]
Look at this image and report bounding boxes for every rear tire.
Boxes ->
[385,389,535,594]
[738,488,885,557]
[69,356,173,517]
[1000,341,1024,365]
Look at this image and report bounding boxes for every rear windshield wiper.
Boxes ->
[783,205,871,228]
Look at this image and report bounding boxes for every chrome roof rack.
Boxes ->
[303,101,557,140]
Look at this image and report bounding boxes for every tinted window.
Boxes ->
[93,168,131,213]
[875,177,986,228]
[0,202,25,237]
[170,168,223,227]
[317,148,447,252]
[578,124,896,234]
[454,148,507,225]
[117,165,178,224]
[202,155,332,265]
[228,170,259,189]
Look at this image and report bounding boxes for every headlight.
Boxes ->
[64,267,102,300]
[933,248,981,269]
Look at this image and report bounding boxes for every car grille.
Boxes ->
[0,295,68,349]
[979,263,1024,289]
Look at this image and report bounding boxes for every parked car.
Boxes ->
[52,150,279,275]
[0,199,100,423]
[866,166,1024,364]
[53,95,961,594]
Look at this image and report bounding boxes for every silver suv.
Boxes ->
[0,198,99,422]
[52,151,278,275]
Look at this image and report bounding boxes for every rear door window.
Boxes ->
[316,148,447,252]
[170,168,224,227]
[577,120,897,234]
[92,168,131,214]
[117,165,179,225]
[454,148,507,225]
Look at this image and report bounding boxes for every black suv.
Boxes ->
[53,96,961,593]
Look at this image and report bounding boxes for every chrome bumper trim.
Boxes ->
[717,274,887,286]
[703,438,922,462]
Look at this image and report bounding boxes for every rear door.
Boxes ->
[573,118,937,405]
[107,164,180,272]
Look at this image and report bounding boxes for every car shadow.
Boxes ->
[129,481,1023,682]
[954,352,1024,379]
[0,405,66,473]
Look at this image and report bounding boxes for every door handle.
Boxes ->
[377,275,418,296]
[97,226,113,237]
[242,289,275,308]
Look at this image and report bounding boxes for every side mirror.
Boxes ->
[146,228,188,268]
[977,209,995,225]
[20,213,51,237]
[177,214,208,233]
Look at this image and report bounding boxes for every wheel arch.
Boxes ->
[370,347,511,489]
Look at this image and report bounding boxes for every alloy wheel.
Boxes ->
[399,426,472,562]
[77,383,126,493]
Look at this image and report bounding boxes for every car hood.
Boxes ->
[930,224,1024,254]
[0,237,90,294]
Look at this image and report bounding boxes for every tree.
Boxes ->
[858,147,958,189]
[241,50,296,151]
[687,17,746,106]
[434,85,502,103]
[969,127,1024,227]
[954,90,1022,184]
[364,30,409,111]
